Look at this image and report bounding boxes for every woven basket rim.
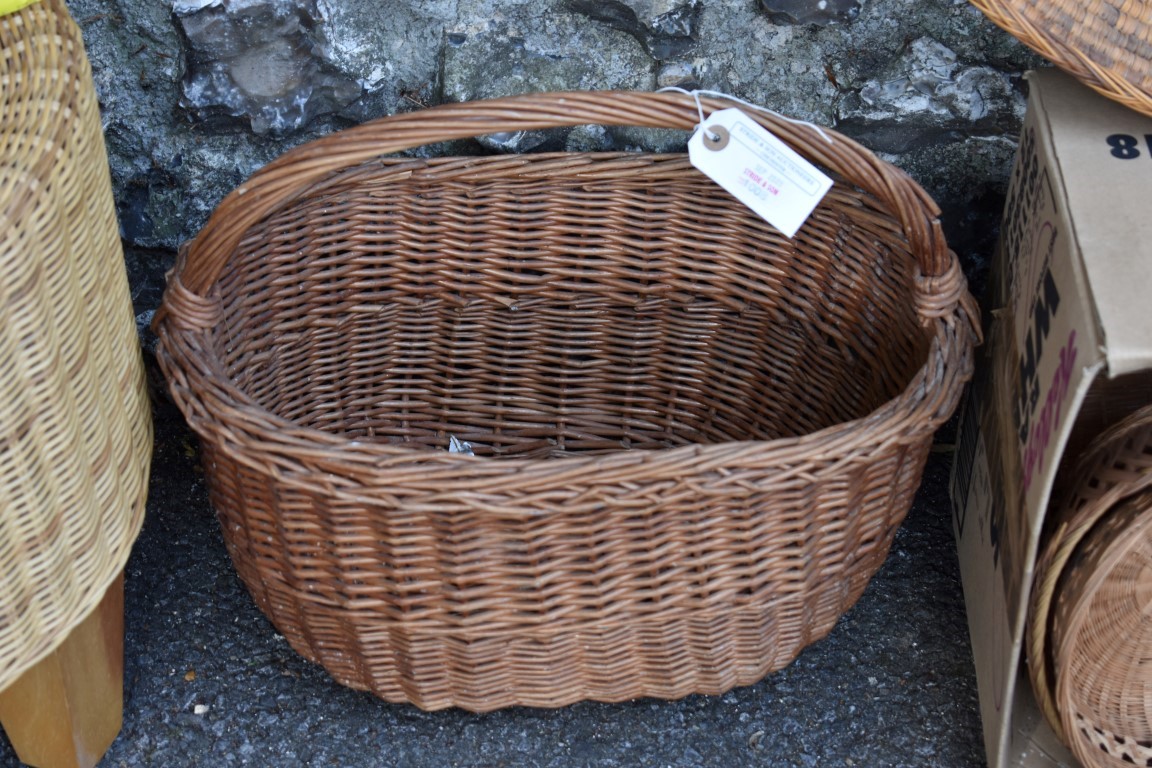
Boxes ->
[160,90,956,296]
[173,324,960,480]
[156,89,978,490]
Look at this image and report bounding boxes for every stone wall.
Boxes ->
[65,0,1041,282]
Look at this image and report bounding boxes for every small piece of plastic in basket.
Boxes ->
[448,435,474,456]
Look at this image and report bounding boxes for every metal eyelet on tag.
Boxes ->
[703,125,729,151]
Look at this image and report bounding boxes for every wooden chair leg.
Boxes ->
[0,573,125,768]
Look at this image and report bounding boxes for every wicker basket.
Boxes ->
[0,0,152,690]
[154,92,979,712]
[1026,405,1152,764]
[1053,489,1152,768]
[969,0,1152,117]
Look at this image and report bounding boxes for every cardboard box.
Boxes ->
[950,68,1152,768]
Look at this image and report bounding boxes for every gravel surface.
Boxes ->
[0,397,985,768]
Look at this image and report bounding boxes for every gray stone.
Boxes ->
[175,0,362,135]
[656,59,699,88]
[841,37,1024,138]
[317,0,457,117]
[760,0,863,26]
[605,126,691,153]
[63,0,1042,274]
[440,15,656,103]
[440,12,655,151]
[566,0,701,59]
[67,0,319,250]
[564,123,613,152]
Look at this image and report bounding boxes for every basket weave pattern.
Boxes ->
[1054,490,1152,768]
[1027,405,1152,766]
[155,93,978,711]
[970,0,1152,116]
[0,0,152,690]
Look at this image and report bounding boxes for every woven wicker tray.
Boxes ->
[1026,404,1152,765]
[1053,488,1152,768]
[970,0,1152,116]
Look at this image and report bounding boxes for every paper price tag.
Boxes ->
[688,108,833,238]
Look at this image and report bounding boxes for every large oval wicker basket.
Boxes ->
[154,92,979,712]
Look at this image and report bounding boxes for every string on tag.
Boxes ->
[657,86,834,145]
[679,87,714,141]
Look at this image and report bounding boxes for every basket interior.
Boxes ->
[215,153,929,459]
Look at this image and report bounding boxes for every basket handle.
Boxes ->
[175,90,954,298]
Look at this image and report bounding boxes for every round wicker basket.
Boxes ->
[969,0,1152,117]
[1053,488,1152,768]
[154,92,979,711]
[1026,405,1152,763]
